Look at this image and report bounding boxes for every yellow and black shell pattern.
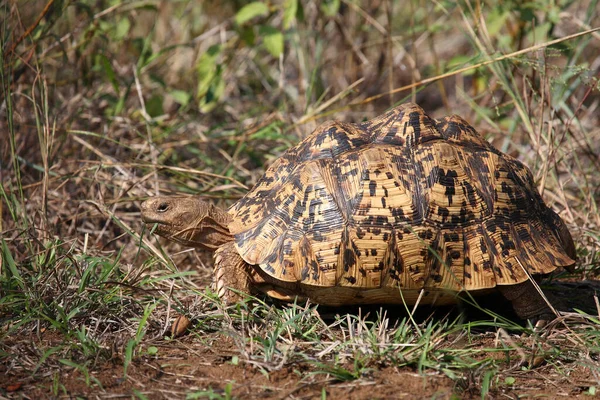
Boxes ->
[228,103,575,293]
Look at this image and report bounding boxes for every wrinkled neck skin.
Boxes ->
[141,196,233,251]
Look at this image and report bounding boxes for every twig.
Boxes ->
[6,0,56,56]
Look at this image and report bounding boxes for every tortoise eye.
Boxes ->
[157,202,169,212]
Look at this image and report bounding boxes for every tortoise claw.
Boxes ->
[526,316,550,332]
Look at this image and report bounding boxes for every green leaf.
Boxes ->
[283,0,298,29]
[296,0,305,22]
[517,5,535,22]
[115,17,131,40]
[587,386,597,396]
[123,339,136,377]
[199,72,225,113]
[145,95,164,118]
[147,346,158,355]
[320,0,340,17]
[239,26,256,46]
[504,376,515,385]
[1,239,24,290]
[235,2,269,25]
[132,389,150,400]
[170,90,191,107]
[259,25,284,57]
[97,54,120,95]
[197,45,225,110]
[486,8,510,38]
[481,369,496,399]
[528,22,552,44]
[197,45,221,84]
[447,55,474,69]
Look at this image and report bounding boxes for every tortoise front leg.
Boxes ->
[213,242,303,305]
[213,242,255,305]
[497,280,557,327]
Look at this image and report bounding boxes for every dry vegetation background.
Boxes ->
[1,0,600,398]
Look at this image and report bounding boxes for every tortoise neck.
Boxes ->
[193,203,234,251]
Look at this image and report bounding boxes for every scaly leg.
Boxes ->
[213,242,255,305]
[497,280,557,327]
[213,242,302,305]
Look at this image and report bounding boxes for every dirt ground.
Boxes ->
[1,334,597,399]
[3,279,600,399]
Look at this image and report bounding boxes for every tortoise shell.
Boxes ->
[228,103,575,297]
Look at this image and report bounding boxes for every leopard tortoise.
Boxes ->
[141,103,576,322]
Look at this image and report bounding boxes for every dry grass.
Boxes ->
[1,0,600,398]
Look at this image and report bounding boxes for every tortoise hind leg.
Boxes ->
[497,280,557,327]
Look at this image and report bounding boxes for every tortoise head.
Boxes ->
[141,196,233,251]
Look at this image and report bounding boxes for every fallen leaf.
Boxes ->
[171,315,191,338]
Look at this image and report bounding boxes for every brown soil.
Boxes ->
[1,308,599,400]
[2,345,596,399]
[1,331,457,399]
